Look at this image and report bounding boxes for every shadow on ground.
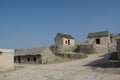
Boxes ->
[84,53,120,68]
[84,53,120,74]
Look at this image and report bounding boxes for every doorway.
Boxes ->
[96,38,100,44]
[18,56,21,63]
[68,39,70,45]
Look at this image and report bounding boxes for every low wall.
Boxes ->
[117,39,120,61]
[0,49,14,71]
[55,52,87,59]
[93,43,116,54]
[50,45,76,53]
[14,55,41,64]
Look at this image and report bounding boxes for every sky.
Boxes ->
[0,0,120,49]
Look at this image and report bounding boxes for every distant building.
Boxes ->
[87,31,111,45]
[87,31,116,53]
[117,38,120,62]
[0,49,14,71]
[14,47,56,64]
[54,33,75,46]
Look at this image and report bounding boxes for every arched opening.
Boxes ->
[18,56,21,63]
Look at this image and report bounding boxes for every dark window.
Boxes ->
[27,57,30,62]
[65,40,67,44]
[33,57,36,62]
[110,38,113,43]
[0,52,3,56]
[14,57,16,62]
[96,38,100,44]
[18,56,21,63]
[68,39,70,45]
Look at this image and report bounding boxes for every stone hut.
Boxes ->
[54,33,75,46]
[0,49,14,71]
[117,38,120,62]
[14,47,56,64]
[87,31,115,53]
[87,31,111,45]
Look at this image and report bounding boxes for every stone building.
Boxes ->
[14,47,56,64]
[116,38,120,61]
[54,33,75,46]
[87,31,111,45]
[0,49,14,71]
[87,31,116,53]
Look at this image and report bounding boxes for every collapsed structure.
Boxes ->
[87,31,116,53]
[14,31,119,64]
[0,49,14,71]
[54,33,75,46]
[116,38,120,62]
[87,31,112,45]
[14,47,56,64]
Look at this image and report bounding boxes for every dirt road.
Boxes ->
[0,53,120,80]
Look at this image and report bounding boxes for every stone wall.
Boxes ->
[93,44,109,53]
[14,55,41,64]
[55,36,63,46]
[117,39,120,61]
[0,49,14,71]
[51,45,76,53]
[87,36,111,45]
[63,38,75,46]
[55,36,75,46]
[93,43,116,54]
[14,47,56,64]
[55,52,87,59]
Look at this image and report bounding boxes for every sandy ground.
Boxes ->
[0,53,120,80]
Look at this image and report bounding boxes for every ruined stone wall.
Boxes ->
[63,38,75,46]
[87,36,111,45]
[55,36,75,46]
[54,36,63,46]
[93,44,109,53]
[0,49,14,71]
[93,43,116,54]
[41,47,56,63]
[55,52,87,59]
[117,39,120,61]
[15,55,42,64]
[53,45,76,52]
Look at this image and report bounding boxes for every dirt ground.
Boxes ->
[0,53,120,80]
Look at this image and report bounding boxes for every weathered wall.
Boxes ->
[55,36,63,46]
[55,36,75,46]
[93,44,109,53]
[63,38,75,46]
[87,36,111,45]
[14,47,56,64]
[41,47,56,63]
[53,45,76,52]
[111,37,116,43]
[55,52,87,59]
[93,43,116,54]
[14,55,41,64]
[0,49,14,71]
[117,39,120,61]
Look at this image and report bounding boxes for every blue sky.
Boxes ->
[0,0,120,49]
